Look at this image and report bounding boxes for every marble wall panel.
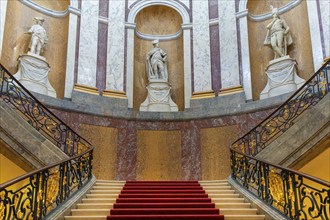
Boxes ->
[239,16,253,100]
[210,24,221,94]
[77,0,99,87]
[248,0,314,100]
[306,1,323,71]
[64,13,77,98]
[218,0,240,89]
[201,125,238,180]
[117,123,137,180]
[192,0,212,92]
[126,28,135,108]
[79,124,117,180]
[136,130,181,180]
[181,122,201,180]
[0,0,8,59]
[106,0,125,91]
[48,105,274,181]
[1,0,69,98]
[320,0,330,58]
[96,22,107,93]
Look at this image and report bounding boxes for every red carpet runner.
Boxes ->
[107,181,224,220]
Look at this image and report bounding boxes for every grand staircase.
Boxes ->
[65,180,265,220]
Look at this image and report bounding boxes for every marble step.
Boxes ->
[220,208,258,215]
[77,203,114,209]
[71,209,110,216]
[82,198,117,203]
[212,198,245,203]
[65,216,106,220]
[224,215,265,220]
[208,194,240,198]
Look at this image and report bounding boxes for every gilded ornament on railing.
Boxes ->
[45,169,60,211]
[268,169,285,210]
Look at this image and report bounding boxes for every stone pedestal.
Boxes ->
[14,53,56,97]
[140,80,178,112]
[260,56,305,99]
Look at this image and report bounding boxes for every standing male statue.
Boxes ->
[146,39,168,81]
[264,6,292,60]
[27,17,48,56]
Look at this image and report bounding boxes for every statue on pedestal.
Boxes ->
[146,39,168,81]
[264,6,292,60]
[260,6,305,100]
[13,17,56,98]
[27,17,48,56]
[140,40,178,112]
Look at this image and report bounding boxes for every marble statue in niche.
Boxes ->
[146,39,168,81]
[140,39,178,112]
[264,5,292,59]
[27,17,48,56]
[260,6,305,100]
[13,17,56,98]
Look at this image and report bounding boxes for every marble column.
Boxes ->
[126,25,135,108]
[192,0,212,92]
[306,0,325,70]
[106,0,125,91]
[64,8,78,98]
[0,0,8,59]
[218,0,240,89]
[77,0,99,88]
[238,11,252,100]
[183,26,192,109]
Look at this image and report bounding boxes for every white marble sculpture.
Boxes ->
[28,17,48,56]
[14,17,56,98]
[260,6,305,99]
[140,40,178,112]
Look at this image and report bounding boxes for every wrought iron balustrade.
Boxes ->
[0,64,90,157]
[0,64,94,219]
[231,59,330,220]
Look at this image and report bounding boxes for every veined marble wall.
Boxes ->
[0,0,327,107]
[50,106,273,180]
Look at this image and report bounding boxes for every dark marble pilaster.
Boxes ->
[181,121,201,180]
[116,122,137,180]
[210,24,221,95]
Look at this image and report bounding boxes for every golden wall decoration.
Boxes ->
[136,130,181,180]
[201,125,239,180]
[78,124,118,180]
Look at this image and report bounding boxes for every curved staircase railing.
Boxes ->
[0,64,94,220]
[230,59,330,219]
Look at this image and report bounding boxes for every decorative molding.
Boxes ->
[181,23,193,30]
[236,9,248,19]
[135,29,182,41]
[102,90,127,99]
[209,18,218,26]
[20,0,70,18]
[127,0,190,24]
[191,90,215,99]
[74,84,99,95]
[247,0,302,22]
[99,16,108,24]
[219,86,243,96]
[125,22,136,29]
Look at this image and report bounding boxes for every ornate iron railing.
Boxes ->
[0,64,90,156]
[0,64,94,219]
[231,59,330,220]
[234,60,330,156]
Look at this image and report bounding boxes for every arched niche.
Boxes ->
[133,5,184,111]
[246,0,314,100]
[0,0,70,98]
